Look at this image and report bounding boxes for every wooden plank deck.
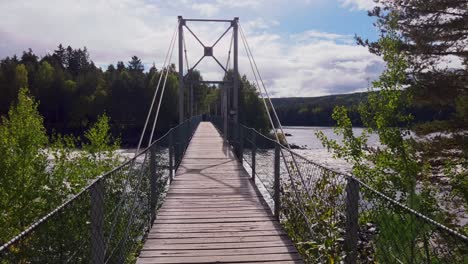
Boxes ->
[137,122,303,264]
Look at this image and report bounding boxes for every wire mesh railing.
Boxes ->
[210,117,468,263]
[0,116,201,263]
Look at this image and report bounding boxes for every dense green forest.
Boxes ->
[0,46,179,145]
[0,45,268,145]
[272,92,455,127]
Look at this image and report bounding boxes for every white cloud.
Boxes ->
[339,0,376,11]
[239,30,383,97]
[191,3,220,16]
[216,0,264,9]
[0,0,384,97]
[244,18,280,31]
[292,30,354,45]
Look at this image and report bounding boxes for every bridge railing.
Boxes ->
[209,117,468,263]
[0,116,202,263]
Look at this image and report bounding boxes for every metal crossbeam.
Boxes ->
[177,16,239,132]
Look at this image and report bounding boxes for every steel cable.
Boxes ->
[238,25,316,233]
[135,22,179,156]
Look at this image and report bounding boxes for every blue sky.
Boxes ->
[0,0,383,97]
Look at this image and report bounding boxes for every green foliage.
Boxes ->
[222,70,270,133]
[272,92,368,127]
[14,64,28,89]
[282,170,345,263]
[0,88,121,244]
[0,88,48,243]
[49,114,121,201]
[36,61,54,88]
[362,0,468,213]
[317,16,422,201]
[238,75,270,133]
[455,95,468,125]
[312,15,457,262]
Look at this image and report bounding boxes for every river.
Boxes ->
[115,126,466,225]
[116,126,376,172]
[281,126,380,173]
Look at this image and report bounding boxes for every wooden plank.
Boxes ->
[137,122,303,263]
[143,235,288,244]
[157,212,269,218]
[158,207,267,212]
[154,217,275,224]
[142,241,294,250]
[161,204,265,208]
[137,253,303,264]
[147,230,287,239]
[139,246,298,257]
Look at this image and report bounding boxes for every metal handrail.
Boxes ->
[0,116,202,260]
[211,117,468,263]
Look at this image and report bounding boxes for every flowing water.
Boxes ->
[281,126,380,173]
[116,127,466,225]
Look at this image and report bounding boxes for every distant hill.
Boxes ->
[271,92,453,127]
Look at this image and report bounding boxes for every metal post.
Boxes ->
[149,146,158,223]
[274,144,281,220]
[91,180,105,264]
[178,16,184,124]
[251,129,256,183]
[344,177,359,264]
[223,85,228,141]
[175,128,181,168]
[238,125,244,163]
[233,17,239,124]
[169,132,174,182]
[190,83,194,118]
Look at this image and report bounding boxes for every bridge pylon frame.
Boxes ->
[177,16,239,141]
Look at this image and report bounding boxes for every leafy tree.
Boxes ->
[49,114,120,201]
[34,61,55,97]
[238,75,270,133]
[358,0,468,216]
[315,12,466,262]
[359,0,468,129]
[1,58,22,114]
[221,70,270,132]
[0,88,48,243]
[14,64,28,92]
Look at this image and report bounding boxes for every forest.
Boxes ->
[1,45,457,142]
[272,91,455,127]
[0,45,269,146]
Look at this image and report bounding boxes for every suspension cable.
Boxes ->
[135,21,179,156]
[147,27,179,147]
[239,24,312,192]
[116,31,176,256]
[238,24,317,232]
[239,24,317,201]
[225,30,234,71]
[106,22,179,259]
[184,36,191,74]
[240,25,350,214]
[183,36,193,117]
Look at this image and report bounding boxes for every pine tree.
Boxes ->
[358,0,468,126]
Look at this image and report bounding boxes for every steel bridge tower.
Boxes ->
[177,16,239,141]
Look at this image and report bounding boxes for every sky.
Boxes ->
[0,0,384,97]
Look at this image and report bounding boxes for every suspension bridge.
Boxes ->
[1,17,467,264]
